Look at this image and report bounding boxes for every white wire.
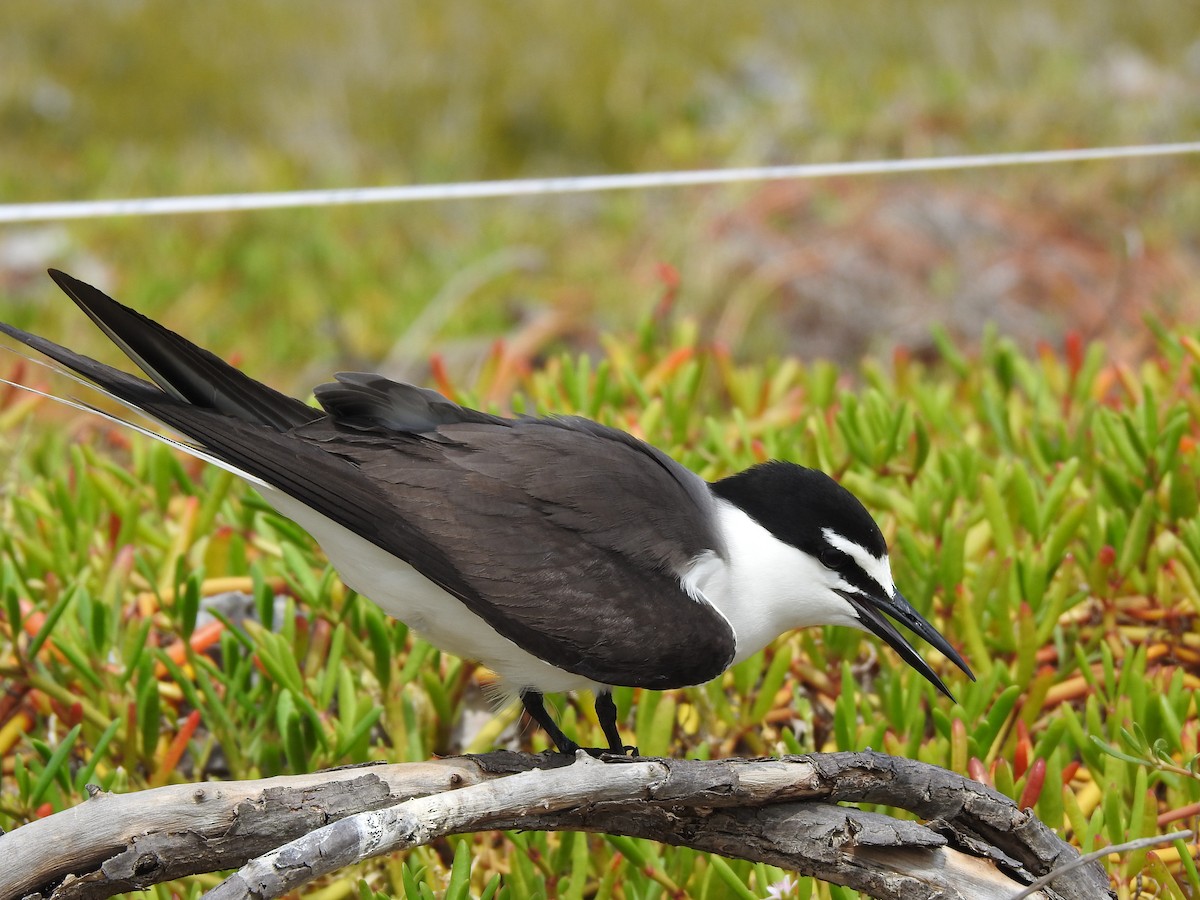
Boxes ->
[1,142,1197,224]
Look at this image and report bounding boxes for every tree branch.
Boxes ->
[0,751,1112,900]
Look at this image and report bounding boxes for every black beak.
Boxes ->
[838,588,975,701]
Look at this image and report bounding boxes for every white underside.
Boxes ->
[261,486,605,697]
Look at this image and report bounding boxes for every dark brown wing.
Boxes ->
[289,405,737,688]
[136,403,737,688]
[2,274,737,688]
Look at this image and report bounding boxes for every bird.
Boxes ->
[1,269,973,756]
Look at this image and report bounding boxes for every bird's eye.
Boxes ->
[819,547,846,570]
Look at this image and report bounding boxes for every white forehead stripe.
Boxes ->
[822,528,896,598]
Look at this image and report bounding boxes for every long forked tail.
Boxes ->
[2,269,406,549]
[2,270,321,432]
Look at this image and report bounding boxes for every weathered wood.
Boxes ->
[0,751,1113,900]
[0,760,483,900]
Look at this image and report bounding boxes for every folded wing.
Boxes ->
[1,272,737,687]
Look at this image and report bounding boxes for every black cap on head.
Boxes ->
[711,461,886,560]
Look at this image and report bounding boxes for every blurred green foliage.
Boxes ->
[2,1,1198,381]
[5,1,1200,187]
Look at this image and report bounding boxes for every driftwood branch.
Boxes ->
[0,750,1112,900]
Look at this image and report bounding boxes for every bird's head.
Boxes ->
[710,461,974,699]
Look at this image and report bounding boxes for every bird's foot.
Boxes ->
[547,742,640,759]
[523,690,639,759]
[586,744,640,759]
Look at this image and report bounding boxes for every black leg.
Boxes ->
[595,691,637,756]
[520,690,580,754]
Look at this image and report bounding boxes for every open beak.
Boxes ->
[838,588,975,701]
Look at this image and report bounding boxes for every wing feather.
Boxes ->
[288,413,737,687]
[3,275,737,688]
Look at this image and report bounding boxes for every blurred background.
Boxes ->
[4,6,1200,893]
[2,0,1199,384]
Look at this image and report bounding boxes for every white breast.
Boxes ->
[683,499,863,665]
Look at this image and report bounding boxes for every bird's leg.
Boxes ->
[595,691,638,756]
[520,690,581,755]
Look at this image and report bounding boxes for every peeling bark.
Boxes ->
[0,751,1112,900]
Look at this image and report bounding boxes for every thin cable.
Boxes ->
[1,142,1198,224]
[1008,829,1194,900]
